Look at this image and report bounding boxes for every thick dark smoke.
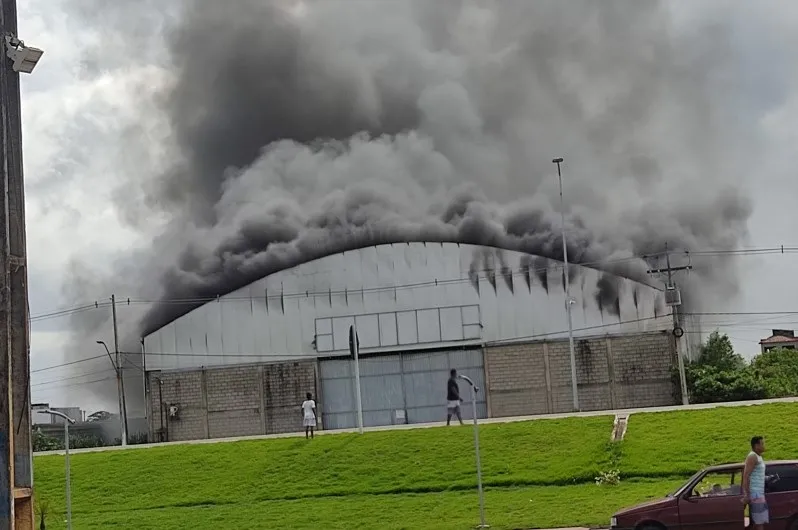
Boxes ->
[62,0,753,409]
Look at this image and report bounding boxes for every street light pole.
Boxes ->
[552,157,580,412]
[43,410,75,530]
[96,340,127,446]
[458,375,488,529]
[348,325,364,434]
[110,295,129,444]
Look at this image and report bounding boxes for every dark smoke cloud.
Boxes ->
[62,0,754,408]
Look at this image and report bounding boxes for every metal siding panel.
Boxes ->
[403,371,442,408]
[378,313,398,346]
[159,323,177,370]
[359,356,401,377]
[376,245,397,306]
[319,348,485,429]
[333,316,355,351]
[462,305,480,325]
[448,348,483,368]
[495,279,515,343]
[315,317,334,353]
[316,334,334,352]
[417,309,441,343]
[204,301,223,364]
[355,314,380,348]
[316,317,332,335]
[440,307,464,342]
[321,378,355,414]
[397,311,417,345]
[463,325,481,340]
[361,374,403,411]
[403,351,448,373]
[320,359,352,379]
[360,247,380,309]
[144,243,671,372]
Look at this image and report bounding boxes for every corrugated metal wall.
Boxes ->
[144,243,672,373]
[320,348,487,429]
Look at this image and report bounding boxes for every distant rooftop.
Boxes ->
[760,329,797,345]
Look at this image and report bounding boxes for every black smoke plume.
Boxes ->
[62,0,752,409]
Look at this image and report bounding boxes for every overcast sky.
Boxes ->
[19,1,798,412]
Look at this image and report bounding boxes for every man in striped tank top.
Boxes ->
[743,435,768,529]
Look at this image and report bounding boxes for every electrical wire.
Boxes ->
[32,376,116,392]
[30,354,109,374]
[29,311,797,390]
[24,244,798,389]
[31,368,115,388]
[24,244,798,323]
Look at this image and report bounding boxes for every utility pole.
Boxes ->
[0,0,42,527]
[111,295,128,446]
[552,157,579,412]
[647,244,692,406]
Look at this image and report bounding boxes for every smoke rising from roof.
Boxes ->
[63,0,753,408]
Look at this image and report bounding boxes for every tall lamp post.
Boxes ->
[348,325,364,434]
[96,340,127,446]
[457,374,488,529]
[552,157,580,412]
[43,410,76,530]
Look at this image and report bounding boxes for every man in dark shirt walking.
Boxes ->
[447,369,464,426]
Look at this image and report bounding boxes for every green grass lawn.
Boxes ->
[38,480,684,530]
[621,402,798,477]
[32,402,798,529]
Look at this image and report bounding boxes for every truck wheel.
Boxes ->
[789,518,798,530]
[638,525,665,530]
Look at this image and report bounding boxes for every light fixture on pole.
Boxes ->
[96,340,128,446]
[43,409,76,530]
[348,324,364,434]
[4,35,43,74]
[457,374,488,529]
[552,157,580,412]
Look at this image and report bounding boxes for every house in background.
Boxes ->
[31,403,84,426]
[760,329,798,353]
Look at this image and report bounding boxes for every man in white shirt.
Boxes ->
[301,392,317,439]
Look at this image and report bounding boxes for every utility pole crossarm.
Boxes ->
[646,266,692,275]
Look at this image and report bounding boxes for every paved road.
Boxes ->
[36,396,798,457]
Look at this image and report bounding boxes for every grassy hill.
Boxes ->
[32,402,798,529]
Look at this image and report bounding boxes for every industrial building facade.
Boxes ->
[143,243,690,442]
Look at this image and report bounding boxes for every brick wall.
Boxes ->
[485,331,676,417]
[148,360,318,442]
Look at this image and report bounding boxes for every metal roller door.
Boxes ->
[319,348,487,430]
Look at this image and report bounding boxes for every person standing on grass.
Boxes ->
[301,392,317,439]
[446,369,464,426]
[743,435,768,529]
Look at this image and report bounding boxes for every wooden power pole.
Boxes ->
[647,244,693,407]
[0,0,41,527]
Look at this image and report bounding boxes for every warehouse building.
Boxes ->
[142,242,691,442]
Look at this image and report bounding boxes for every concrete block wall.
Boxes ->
[263,362,318,434]
[485,331,676,417]
[148,360,318,442]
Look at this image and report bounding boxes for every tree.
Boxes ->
[751,347,798,398]
[696,331,745,371]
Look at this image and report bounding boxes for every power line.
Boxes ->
[31,311,796,388]
[30,354,108,374]
[32,376,116,392]
[31,368,114,388]
[23,244,798,323]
